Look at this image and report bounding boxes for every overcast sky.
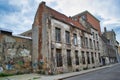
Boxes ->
[0,0,120,43]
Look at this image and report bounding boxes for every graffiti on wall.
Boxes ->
[0,35,32,73]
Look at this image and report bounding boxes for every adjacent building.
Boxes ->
[118,46,120,62]
[0,28,32,74]
[101,27,119,64]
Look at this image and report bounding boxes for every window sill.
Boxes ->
[66,43,71,45]
[74,45,78,46]
[55,41,62,43]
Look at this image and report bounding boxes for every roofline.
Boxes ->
[72,10,100,22]
[20,29,32,35]
[51,17,91,34]
[0,28,12,33]
[13,34,32,40]
[46,6,68,18]
[86,21,98,31]
[116,41,119,44]
[36,2,92,35]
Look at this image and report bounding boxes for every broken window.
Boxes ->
[73,34,77,45]
[92,32,95,39]
[96,34,98,40]
[95,52,96,57]
[87,52,90,64]
[97,42,99,50]
[56,49,63,67]
[65,31,70,44]
[94,40,96,50]
[81,15,86,20]
[81,36,83,47]
[67,50,72,66]
[89,38,93,49]
[75,51,79,65]
[82,51,85,64]
[98,53,101,63]
[85,37,88,48]
[91,52,94,63]
[55,28,61,42]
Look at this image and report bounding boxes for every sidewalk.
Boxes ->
[0,63,118,80]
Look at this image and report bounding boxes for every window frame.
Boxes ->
[73,34,77,46]
[91,52,94,64]
[56,49,63,67]
[82,51,86,64]
[67,50,72,66]
[75,51,79,65]
[55,27,61,42]
[65,31,70,44]
[87,52,90,64]
[89,38,93,49]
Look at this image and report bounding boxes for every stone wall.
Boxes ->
[0,34,32,74]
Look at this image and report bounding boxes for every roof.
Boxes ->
[42,2,86,31]
[72,10,100,22]
[101,35,109,43]
[105,30,116,36]
[20,29,32,35]
[13,34,32,40]
[0,28,12,33]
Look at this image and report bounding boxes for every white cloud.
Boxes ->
[0,0,120,42]
[46,0,120,26]
[0,0,41,34]
[43,0,120,42]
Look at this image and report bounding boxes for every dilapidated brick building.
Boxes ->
[0,1,119,75]
[32,2,103,74]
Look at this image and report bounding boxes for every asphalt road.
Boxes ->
[64,64,120,80]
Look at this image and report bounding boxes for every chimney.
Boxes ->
[39,1,46,8]
[104,27,107,32]
[112,29,114,32]
[41,1,46,5]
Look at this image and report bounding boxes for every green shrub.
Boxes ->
[83,67,88,70]
[16,71,24,75]
[0,73,13,77]
[76,69,79,72]
[37,70,45,74]
[92,66,95,68]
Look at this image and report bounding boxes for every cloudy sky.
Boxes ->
[0,0,120,42]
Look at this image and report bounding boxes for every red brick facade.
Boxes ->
[86,12,101,35]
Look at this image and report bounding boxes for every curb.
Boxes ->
[57,63,118,80]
